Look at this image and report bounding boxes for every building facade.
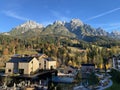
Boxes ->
[5,57,39,75]
[81,64,95,73]
[112,55,120,69]
[81,64,95,78]
[39,58,56,69]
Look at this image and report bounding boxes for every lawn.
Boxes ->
[105,82,120,90]
[105,69,120,90]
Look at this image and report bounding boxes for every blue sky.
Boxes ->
[1,0,120,32]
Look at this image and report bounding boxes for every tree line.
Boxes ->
[0,35,120,68]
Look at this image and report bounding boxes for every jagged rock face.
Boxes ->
[15,20,43,30]
[96,28,108,36]
[111,30,120,35]
[41,21,76,37]
[70,18,83,28]
[53,21,65,26]
[2,18,120,39]
[8,20,43,36]
[110,30,120,39]
[65,19,83,33]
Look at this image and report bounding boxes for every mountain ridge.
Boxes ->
[2,18,120,40]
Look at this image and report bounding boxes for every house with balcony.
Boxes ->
[5,57,39,75]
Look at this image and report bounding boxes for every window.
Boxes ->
[50,66,53,69]
[8,69,11,72]
[31,61,33,63]
[44,60,46,69]
[44,61,46,64]
[19,69,24,74]
[118,62,120,65]
[44,65,46,69]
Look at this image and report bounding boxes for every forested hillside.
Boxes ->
[1,19,120,68]
[0,34,120,69]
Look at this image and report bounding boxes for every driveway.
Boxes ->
[98,79,113,90]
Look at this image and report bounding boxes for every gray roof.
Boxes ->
[44,58,55,61]
[8,57,34,63]
[81,64,95,66]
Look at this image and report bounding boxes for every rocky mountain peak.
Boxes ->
[16,20,43,30]
[53,20,65,26]
[96,27,108,36]
[109,30,120,39]
[7,20,43,36]
[70,18,83,27]
[2,18,120,39]
[111,30,120,35]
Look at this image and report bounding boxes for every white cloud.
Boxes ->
[100,23,120,31]
[50,10,70,21]
[93,23,120,27]
[104,24,120,31]
[42,21,53,26]
[91,22,120,32]
[86,8,120,21]
[2,10,29,21]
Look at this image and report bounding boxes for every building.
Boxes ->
[112,55,120,69]
[81,64,95,78]
[5,57,39,75]
[37,54,48,59]
[63,66,77,74]
[81,64,95,73]
[39,58,56,69]
[35,54,56,69]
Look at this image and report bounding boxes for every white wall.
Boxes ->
[39,58,45,69]
[19,62,29,74]
[39,58,56,69]
[29,57,39,73]
[5,63,14,74]
[117,60,120,69]
[19,58,39,74]
[48,61,56,69]
[112,58,116,68]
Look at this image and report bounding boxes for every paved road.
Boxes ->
[98,79,113,90]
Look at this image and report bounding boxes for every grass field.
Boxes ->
[105,69,120,90]
[105,82,120,90]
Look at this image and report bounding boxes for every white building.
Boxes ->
[39,58,56,69]
[5,57,39,75]
[112,55,120,69]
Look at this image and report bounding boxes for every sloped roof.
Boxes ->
[81,64,95,66]
[8,57,34,63]
[44,58,55,61]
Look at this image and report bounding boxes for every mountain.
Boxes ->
[41,21,76,37]
[4,20,76,38]
[7,20,43,36]
[65,18,83,31]
[110,30,120,39]
[96,27,108,36]
[65,19,108,39]
[2,18,120,41]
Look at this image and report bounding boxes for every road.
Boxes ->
[98,79,113,90]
